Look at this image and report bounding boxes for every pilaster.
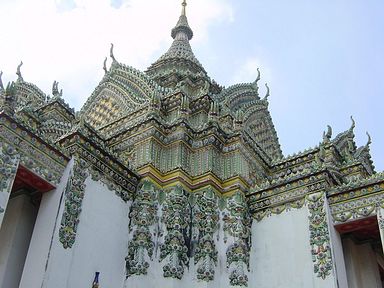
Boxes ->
[0,143,20,229]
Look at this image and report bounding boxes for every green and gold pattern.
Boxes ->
[0,1,383,286]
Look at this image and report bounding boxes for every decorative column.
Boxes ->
[192,188,219,281]
[223,192,251,287]
[377,206,384,254]
[0,142,20,229]
[59,157,89,248]
[126,180,158,277]
[306,192,333,280]
[160,185,190,279]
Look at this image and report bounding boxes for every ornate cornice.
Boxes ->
[248,170,334,221]
[59,126,139,201]
[138,165,249,195]
[0,112,68,186]
[328,173,384,224]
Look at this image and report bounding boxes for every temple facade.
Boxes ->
[0,2,383,288]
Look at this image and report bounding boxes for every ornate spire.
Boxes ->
[171,0,193,40]
[146,0,206,83]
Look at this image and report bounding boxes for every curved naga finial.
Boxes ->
[103,57,108,74]
[110,43,116,62]
[349,116,356,131]
[323,125,332,143]
[366,132,372,147]
[52,80,59,96]
[326,125,332,139]
[252,68,261,94]
[0,71,4,91]
[256,68,261,83]
[16,61,23,81]
[252,68,261,86]
[264,83,270,100]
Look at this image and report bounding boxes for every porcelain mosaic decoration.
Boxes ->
[59,157,90,249]
[0,1,383,287]
[307,192,333,279]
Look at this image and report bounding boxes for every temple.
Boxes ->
[0,2,383,288]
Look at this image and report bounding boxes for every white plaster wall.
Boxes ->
[0,194,38,288]
[249,208,336,288]
[19,160,73,288]
[18,161,347,288]
[40,173,131,288]
[65,177,131,287]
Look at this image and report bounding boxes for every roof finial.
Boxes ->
[110,43,116,62]
[182,0,187,16]
[251,68,261,95]
[52,80,59,97]
[171,0,193,40]
[103,57,108,74]
[264,83,270,100]
[366,132,372,147]
[323,125,332,143]
[255,68,261,84]
[16,61,23,81]
[349,115,355,132]
[92,272,100,288]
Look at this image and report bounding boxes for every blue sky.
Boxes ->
[0,0,383,170]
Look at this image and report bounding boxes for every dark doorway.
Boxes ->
[0,165,53,288]
[336,217,384,288]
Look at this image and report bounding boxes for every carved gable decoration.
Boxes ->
[218,83,260,113]
[82,85,134,128]
[244,108,282,159]
[81,63,163,129]
[216,83,282,160]
[14,80,46,110]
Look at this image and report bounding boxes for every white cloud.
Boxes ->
[0,0,233,109]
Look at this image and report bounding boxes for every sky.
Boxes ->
[0,0,383,171]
